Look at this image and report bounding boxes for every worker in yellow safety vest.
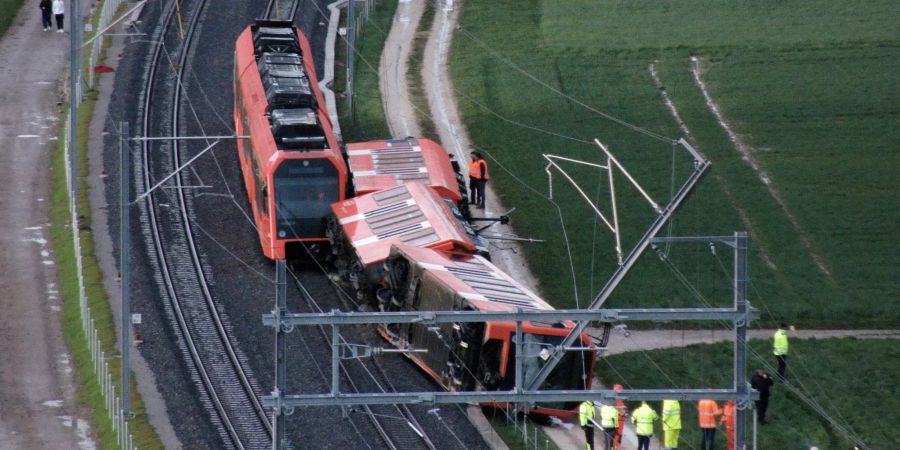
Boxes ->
[599,401,619,450]
[662,399,681,450]
[467,152,489,209]
[773,323,789,380]
[630,401,658,450]
[579,400,597,450]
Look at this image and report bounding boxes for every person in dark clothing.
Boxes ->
[750,368,774,424]
[467,152,489,209]
[39,0,53,31]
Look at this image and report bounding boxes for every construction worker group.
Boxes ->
[576,327,789,450]
[579,398,736,450]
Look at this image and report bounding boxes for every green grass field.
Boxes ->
[338,0,398,141]
[0,0,25,36]
[604,338,898,449]
[449,0,899,327]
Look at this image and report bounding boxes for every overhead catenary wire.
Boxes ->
[658,251,868,448]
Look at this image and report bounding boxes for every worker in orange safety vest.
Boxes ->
[698,399,722,450]
[467,152,489,209]
[721,400,735,450]
[612,384,627,450]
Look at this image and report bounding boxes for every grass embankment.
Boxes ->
[337,0,398,141]
[406,0,438,140]
[0,0,25,35]
[483,409,560,450]
[448,0,899,328]
[49,35,164,450]
[604,339,898,449]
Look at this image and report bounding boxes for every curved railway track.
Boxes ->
[139,0,271,448]
[132,0,476,447]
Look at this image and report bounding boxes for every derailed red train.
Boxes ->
[234,20,593,417]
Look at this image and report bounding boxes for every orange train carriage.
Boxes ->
[346,137,469,216]
[377,244,594,417]
[328,181,487,301]
[233,20,348,259]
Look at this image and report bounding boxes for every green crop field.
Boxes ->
[604,338,898,449]
[449,0,899,327]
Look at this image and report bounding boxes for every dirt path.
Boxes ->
[600,328,899,356]
[421,0,544,294]
[379,0,424,137]
[0,6,93,450]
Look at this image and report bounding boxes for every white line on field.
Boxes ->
[689,57,834,280]
[648,63,777,270]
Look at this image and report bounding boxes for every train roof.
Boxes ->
[234,22,344,167]
[331,182,476,267]
[389,244,555,313]
[346,138,462,201]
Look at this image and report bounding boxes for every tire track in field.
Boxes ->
[689,57,835,281]
[648,63,778,270]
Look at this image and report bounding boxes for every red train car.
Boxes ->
[379,244,595,417]
[234,20,349,259]
[347,137,463,200]
[328,181,485,300]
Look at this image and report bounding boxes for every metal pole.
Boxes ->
[526,158,710,390]
[120,122,131,418]
[332,314,340,396]
[272,260,286,450]
[346,0,355,111]
[514,315,523,393]
[752,402,757,450]
[68,0,81,203]
[734,232,748,450]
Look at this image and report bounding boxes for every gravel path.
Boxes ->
[601,327,900,356]
[0,5,92,450]
[380,0,424,137]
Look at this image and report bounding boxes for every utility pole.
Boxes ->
[68,0,81,203]
[120,122,132,417]
[346,0,355,112]
[272,260,287,450]
[734,232,749,450]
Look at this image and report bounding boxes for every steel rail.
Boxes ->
[138,0,269,448]
[290,268,439,450]
[170,0,272,440]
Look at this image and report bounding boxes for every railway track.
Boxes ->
[138,0,271,448]
[131,0,474,447]
[288,267,439,450]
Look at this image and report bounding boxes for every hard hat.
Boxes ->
[612,384,624,391]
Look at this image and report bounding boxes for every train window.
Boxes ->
[273,158,339,238]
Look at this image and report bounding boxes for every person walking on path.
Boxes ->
[579,400,597,450]
[631,401,658,450]
[612,384,627,450]
[721,400,735,450]
[662,399,681,450]
[468,151,488,209]
[599,401,619,450]
[52,0,65,32]
[773,324,790,379]
[750,368,774,424]
[39,0,53,31]
[698,399,722,450]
